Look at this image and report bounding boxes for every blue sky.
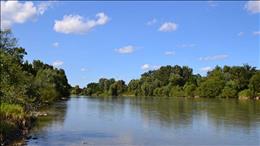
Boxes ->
[1,1,259,87]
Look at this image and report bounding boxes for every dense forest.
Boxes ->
[0,30,71,144]
[72,64,260,99]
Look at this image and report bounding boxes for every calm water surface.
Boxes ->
[26,96,260,146]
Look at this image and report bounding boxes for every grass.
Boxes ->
[0,103,25,120]
[0,103,27,144]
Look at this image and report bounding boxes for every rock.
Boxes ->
[239,96,250,100]
[194,96,200,98]
[32,137,38,140]
[26,136,32,140]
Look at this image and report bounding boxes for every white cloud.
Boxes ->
[52,60,63,68]
[115,45,134,54]
[200,66,213,72]
[177,44,196,48]
[253,31,260,36]
[52,42,59,48]
[152,65,161,70]
[237,32,244,36]
[147,18,157,25]
[159,22,177,32]
[0,0,51,30]
[38,2,52,15]
[54,12,109,34]
[199,54,228,61]
[245,1,260,14]
[164,51,175,56]
[141,64,150,70]
[141,64,160,70]
[81,68,87,72]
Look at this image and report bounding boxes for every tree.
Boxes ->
[0,29,18,52]
[221,81,238,98]
[183,83,196,97]
[169,74,184,86]
[71,85,82,95]
[0,50,33,104]
[169,86,184,97]
[196,78,225,98]
[128,79,140,95]
[108,80,127,96]
[249,72,260,97]
[85,83,100,95]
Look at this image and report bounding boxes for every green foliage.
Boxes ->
[238,89,253,99]
[79,64,259,99]
[196,78,225,98]
[70,85,82,95]
[0,103,28,143]
[221,81,238,98]
[169,86,185,97]
[0,29,71,143]
[0,50,33,104]
[183,83,196,97]
[0,103,25,120]
[0,29,18,52]
[109,80,127,96]
[249,72,260,97]
[128,79,141,95]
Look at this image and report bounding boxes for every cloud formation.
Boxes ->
[200,66,213,72]
[38,2,52,15]
[199,54,228,61]
[147,18,157,25]
[0,1,51,29]
[253,31,260,36]
[177,44,196,48]
[115,45,135,54]
[237,32,244,37]
[54,12,109,34]
[53,42,59,48]
[52,60,64,68]
[81,68,87,72]
[158,22,177,32]
[245,1,260,14]
[164,51,175,56]
[141,64,160,70]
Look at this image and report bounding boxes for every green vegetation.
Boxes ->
[0,29,70,144]
[74,65,259,99]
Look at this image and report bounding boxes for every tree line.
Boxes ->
[0,30,71,144]
[72,65,260,99]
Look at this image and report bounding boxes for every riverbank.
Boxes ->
[0,103,33,145]
[0,98,68,145]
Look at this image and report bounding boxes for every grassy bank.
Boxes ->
[0,103,34,145]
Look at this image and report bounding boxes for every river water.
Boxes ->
[25,96,260,146]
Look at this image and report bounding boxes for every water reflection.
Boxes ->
[25,97,260,146]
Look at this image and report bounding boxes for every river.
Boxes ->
[24,96,260,146]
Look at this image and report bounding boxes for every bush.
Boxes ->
[0,103,25,121]
[221,81,238,98]
[183,83,196,97]
[169,86,184,97]
[196,79,225,98]
[238,89,253,99]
